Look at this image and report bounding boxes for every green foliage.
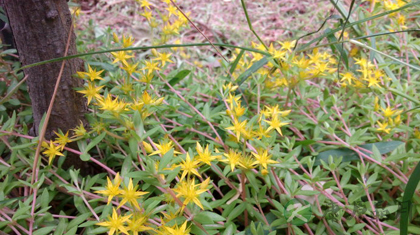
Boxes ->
[1,0,420,234]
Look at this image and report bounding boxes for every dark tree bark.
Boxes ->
[3,0,88,171]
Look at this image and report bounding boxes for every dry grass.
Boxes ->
[75,0,336,47]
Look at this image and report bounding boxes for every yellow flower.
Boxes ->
[141,10,153,21]
[95,172,123,204]
[111,51,134,65]
[221,150,243,172]
[53,131,71,150]
[119,178,148,210]
[122,35,134,48]
[397,15,406,28]
[78,65,104,82]
[265,105,290,117]
[366,74,380,87]
[139,91,161,105]
[72,121,87,137]
[251,41,266,51]
[150,140,180,156]
[121,62,140,75]
[112,32,119,43]
[153,52,174,67]
[166,5,178,17]
[42,141,64,165]
[176,153,201,180]
[173,178,208,210]
[308,50,321,65]
[264,116,289,136]
[142,60,161,75]
[414,129,420,139]
[232,104,246,118]
[77,82,104,105]
[92,121,106,134]
[374,97,380,112]
[393,114,402,127]
[381,106,400,118]
[162,23,179,35]
[96,208,131,235]
[196,142,218,165]
[239,154,257,170]
[139,72,154,84]
[137,0,151,9]
[251,149,278,169]
[97,94,127,114]
[278,40,296,52]
[226,92,240,106]
[142,141,153,153]
[225,118,247,142]
[253,124,271,140]
[127,213,153,234]
[340,72,355,85]
[293,56,310,69]
[163,221,190,235]
[271,48,287,60]
[377,121,391,134]
[70,7,81,17]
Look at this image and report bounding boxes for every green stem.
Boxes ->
[0,75,28,105]
[240,0,268,51]
[19,43,270,72]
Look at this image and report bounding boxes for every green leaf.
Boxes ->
[294,140,316,147]
[347,223,365,233]
[408,226,420,235]
[33,226,55,235]
[315,141,404,166]
[165,69,191,88]
[159,149,174,171]
[0,221,10,230]
[401,155,420,235]
[195,211,226,223]
[84,132,106,153]
[325,28,348,69]
[121,154,132,176]
[133,111,144,140]
[237,57,268,86]
[165,166,180,184]
[128,138,138,159]
[0,77,27,106]
[223,223,235,235]
[54,213,67,235]
[79,220,97,228]
[1,111,16,131]
[141,126,161,141]
[389,88,420,105]
[245,170,260,192]
[11,142,36,150]
[88,61,117,72]
[8,99,20,106]
[126,171,151,180]
[40,189,50,209]
[12,202,31,220]
[80,153,91,161]
[229,49,245,74]
[67,212,92,229]
[65,226,78,235]
[0,48,17,55]
[227,203,246,221]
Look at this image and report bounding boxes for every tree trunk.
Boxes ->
[3,0,88,171]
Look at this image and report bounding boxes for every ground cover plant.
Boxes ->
[1,0,420,234]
